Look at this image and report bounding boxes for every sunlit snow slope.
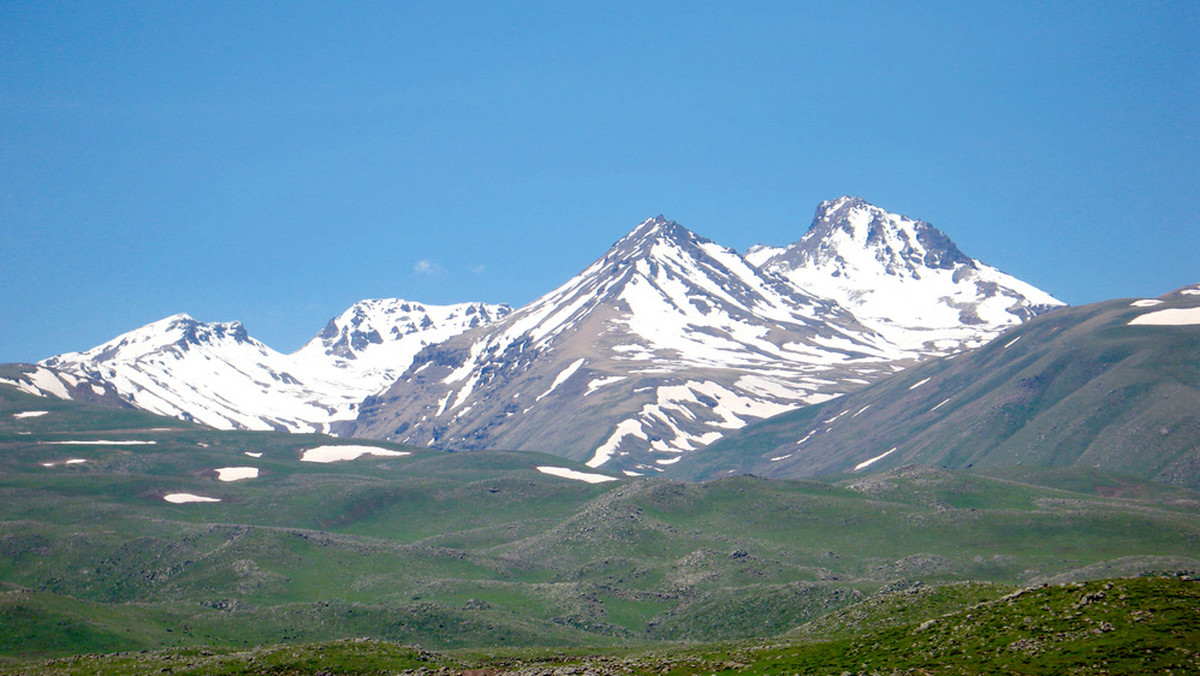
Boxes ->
[40,301,511,432]
[747,197,1063,354]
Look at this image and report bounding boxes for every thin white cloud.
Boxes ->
[413,259,444,276]
[472,265,486,274]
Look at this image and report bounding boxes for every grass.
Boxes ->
[1,381,1198,668]
[5,577,1198,674]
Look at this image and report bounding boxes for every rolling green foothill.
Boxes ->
[1,381,1198,673]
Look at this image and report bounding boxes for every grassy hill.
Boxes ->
[670,286,1200,486]
[2,377,1198,671]
[7,576,1198,674]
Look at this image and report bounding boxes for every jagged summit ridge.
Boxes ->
[298,299,513,362]
[802,196,974,273]
[749,197,1063,353]
[41,299,513,432]
[347,214,905,474]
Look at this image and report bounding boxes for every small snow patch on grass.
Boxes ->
[300,445,411,463]
[12,410,49,419]
[163,493,221,504]
[536,466,619,483]
[214,467,259,482]
[244,452,263,458]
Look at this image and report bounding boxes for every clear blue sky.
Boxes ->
[2,1,1196,362]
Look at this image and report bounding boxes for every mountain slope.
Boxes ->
[748,197,1063,354]
[670,284,1200,487]
[40,301,511,432]
[348,217,933,474]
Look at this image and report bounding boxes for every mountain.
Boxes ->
[0,362,128,406]
[26,198,1060,471]
[39,300,511,432]
[747,197,1063,354]
[345,208,1053,475]
[669,284,1200,487]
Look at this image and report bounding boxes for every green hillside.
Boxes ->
[2,379,1198,669]
[7,576,1198,675]
[671,286,1200,486]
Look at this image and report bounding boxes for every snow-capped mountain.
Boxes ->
[747,197,1064,353]
[292,299,513,394]
[27,198,1061,474]
[346,217,912,474]
[40,300,512,432]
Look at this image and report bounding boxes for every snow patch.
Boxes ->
[587,419,647,467]
[12,410,49,419]
[536,466,619,483]
[908,378,931,390]
[214,466,259,482]
[41,458,88,468]
[1130,299,1164,308]
[243,452,263,458]
[299,444,411,463]
[163,493,221,504]
[854,447,898,471]
[536,358,586,402]
[1129,307,1200,326]
[585,376,626,396]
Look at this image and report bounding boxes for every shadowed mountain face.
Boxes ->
[670,284,1200,487]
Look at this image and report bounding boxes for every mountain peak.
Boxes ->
[802,197,973,272]
[754,197,1063,349]
[606,216,711,265]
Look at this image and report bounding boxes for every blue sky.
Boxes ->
[2,1,1196,361]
